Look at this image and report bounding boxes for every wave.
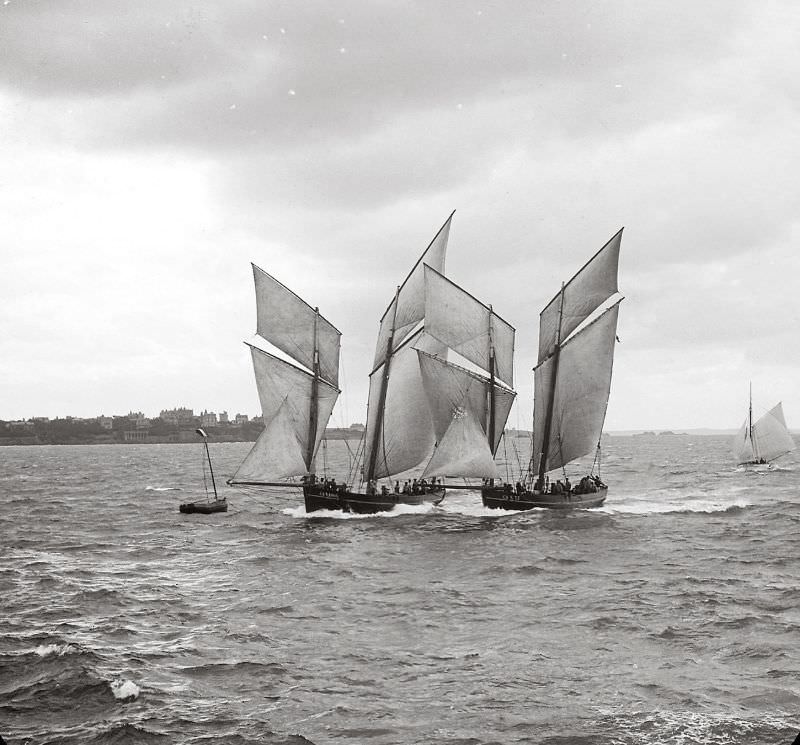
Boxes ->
[145,486,182,491]
[109,677,140,700]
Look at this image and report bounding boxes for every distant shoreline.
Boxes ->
[3,429,793,447]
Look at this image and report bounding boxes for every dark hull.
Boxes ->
[179,499,228,514]
[303,485,445,515]
[481,486,607,511]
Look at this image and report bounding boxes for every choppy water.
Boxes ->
[1,435,799,744]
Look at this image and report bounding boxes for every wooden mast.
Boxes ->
[306,308,321,472]
[537,282,566,486]
[366,286,400,484]
[487,305,496,454]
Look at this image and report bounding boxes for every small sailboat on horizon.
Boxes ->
[733,384,795,467]
[482,228,624,511]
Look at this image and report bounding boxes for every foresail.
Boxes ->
[752,402,796,462]
[533,301,621,473]
[252,264,341,386]
[538,229,622,363]
[229,402,308,483]
[372,212,453,370]
[423,265,515,387]
[364,337,439,480]
[422,408,498,479]
[417,350,515,455]
[249,345,339,474]
[732,419,754,464]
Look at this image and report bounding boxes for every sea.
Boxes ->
[1,434,799,745]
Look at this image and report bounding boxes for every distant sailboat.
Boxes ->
[227,264,343,513]
[180,428,228,514]
[482,228,624,510]
[733,385,795,466]
[416,264,516,483]
[303,212,455,513]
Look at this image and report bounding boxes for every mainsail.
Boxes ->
[533,230,624,478]
[533,301,621,473]
[416,265,516,478]
[230,266,341,484]
[733,401,795,464]
[363,213,455,482]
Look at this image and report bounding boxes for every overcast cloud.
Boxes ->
[2,0,798,430]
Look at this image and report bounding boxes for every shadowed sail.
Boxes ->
[416,265,516,479]
[230,267,341,485]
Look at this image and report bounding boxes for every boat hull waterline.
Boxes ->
[179,499,228,514]
[303,486,445,514]
[480,486,607,511]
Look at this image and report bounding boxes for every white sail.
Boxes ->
[417,350,515,477]
[364,332,444,480]
[732,419,755,464]
[538,229,622,363]
[252,263,341,386]
[418,349,515,455]
[753,403,795,462]
[248,345,339,477]
[422,406,498,479]
[230,401,309,482]
[372,213,453,371]
[423,265,515,387]
[533,301,621,473]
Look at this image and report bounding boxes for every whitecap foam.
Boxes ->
[145,486,181,491]
[283,501,436,519]
[110,678,140,700]
[600,495,752,515]
[34,642,78,657]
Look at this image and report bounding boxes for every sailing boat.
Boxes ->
[482,228,624,510]
[180,428,228,514]
[733,385,795,466]
[227,264,343,513]
[416,264,517,483]
[303,213,454,513]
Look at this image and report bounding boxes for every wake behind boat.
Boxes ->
[179,428,228,514]
[482,228,624,511]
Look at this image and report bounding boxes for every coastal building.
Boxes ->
[160,407,195,426]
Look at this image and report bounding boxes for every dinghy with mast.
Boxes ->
[302,213,455,513]
[180,428,228,514]
[227,264,343,513]
[733,384,795,467]
[482,228,624,510]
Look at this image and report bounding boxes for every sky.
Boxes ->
[2,0,799,431]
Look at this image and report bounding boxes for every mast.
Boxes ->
[537,283,566,485]
[366,286,400,483]
[748,382,755,459]
[306,308,321,471]
[196,428,218,499]
[488,305,496,454]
